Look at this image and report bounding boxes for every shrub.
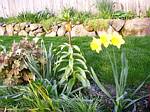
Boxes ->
[60,8,92,24]
[24,39,55,80]
[60,96,98,112]
[0,37,42,85]
[84,19,109,31]
[96,0,113,19]
[0,17,5,23]
[112,11,135,20]
[16,10,54,23]
[5,17,20,24]
[146,8,150,17]
[40,17,60,31]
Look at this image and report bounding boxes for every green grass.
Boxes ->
[0,36,150,85]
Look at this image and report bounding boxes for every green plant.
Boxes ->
[146,8,150,17]
[24,39,55,80]
[97,0,113,19]
[37,9,54,20]
[54,43,90,94]
[90,32,150,112]
[0,38,42,85]
[60,8,92,24]
[5,17,19,24]
[0,17,5,23]
[40,17,60,31]
[112,11,135,19]
[60,8,72,22]
[0,81,58,111]
[16,12,38,23]
[84,19,109,31]
[0,85,33,110]
[60,96,98,112]
[17,10,53,23]
[24,82,56,112]
[72,11,92,24]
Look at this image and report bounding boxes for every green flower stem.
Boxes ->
[106,49,122,112]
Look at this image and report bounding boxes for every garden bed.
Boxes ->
[0,1,150,111]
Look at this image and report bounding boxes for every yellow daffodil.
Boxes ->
[90,37,102,53]
[111,32,125,49]
[100,32,111,48]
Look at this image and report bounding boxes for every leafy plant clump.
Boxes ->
[0,37,43,85]
[0,35,94,111]
[54,43,90,94]
[96,0,113,19]
[146,8,150,17]
[40,17,60,32]
[84,19,109,31]
[112,11,135,20]
[17,10,54,23]
[60,8,92,24]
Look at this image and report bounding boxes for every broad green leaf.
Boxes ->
[66,78,76,94]
[59,66,72,84]
[90,67,114,103]
[73,45,81,52]
[76,73,90,87]
[75,59,87,69]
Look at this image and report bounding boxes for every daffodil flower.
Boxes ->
[111,32,125,49]
[100,32,111,48]
[90,37,102,53]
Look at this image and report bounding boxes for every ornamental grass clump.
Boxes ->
[90,32,149,112]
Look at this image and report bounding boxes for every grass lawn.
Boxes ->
[0,36,150,85]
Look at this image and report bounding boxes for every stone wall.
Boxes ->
[0,18,150,37]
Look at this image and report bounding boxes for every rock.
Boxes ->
[71,24,95,37]
[29,31,35,36]
[52,25,59,32]
[122,18,150,36]
[11,23,16,27]
[57,26,66,36]
[14,31,18,35]
[34,28,44,34]
[6,24,14,36]
[45,27,53,33]
[18,30,28,36]
[97,31,107,36]
[0,26,6,35]
[110,19,125,32]
[14,24,20,31]
[37,24,42,28]
[25,27,31,33]
[30,24,39,31]
[2,24,6,27]
[0,23,3,26]
[107,25,115,34]
[84,25,94,32]
[36,32,46,37]
[20,22,27,30]
[45,31,56,37]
